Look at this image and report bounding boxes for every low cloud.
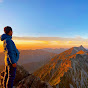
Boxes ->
[1,36,88,50]
[12,36,88,48]
[13,36,87,41]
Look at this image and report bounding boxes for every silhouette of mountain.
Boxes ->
[18,49,56,64]
[22,62,47,73]
[34,45,88,88]
[0,49,57,73]
[0,48,66,66]
[38,48,67,54]
[18,50,57,73]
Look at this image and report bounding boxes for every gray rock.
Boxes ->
[0,65,52,88]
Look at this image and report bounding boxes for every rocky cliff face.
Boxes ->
[34,46,88,88]
[0,65,52,88]
[54,54,88,88]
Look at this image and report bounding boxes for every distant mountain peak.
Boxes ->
[79,45,84,48]
[79,45,86,51]
[79,45,83,47]
[73,45,86,53]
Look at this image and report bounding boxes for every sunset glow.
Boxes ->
[1,36,88,52]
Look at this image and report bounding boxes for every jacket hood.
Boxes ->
[0,34,12,41]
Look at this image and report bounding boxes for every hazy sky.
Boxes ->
[0,0,88,38]
[0,0,88,51]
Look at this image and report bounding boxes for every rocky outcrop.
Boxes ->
[0,65,52,88]
[34,46,88,88]
[16,74,52,88]
[0,65,29,87]
[54,54,88,88]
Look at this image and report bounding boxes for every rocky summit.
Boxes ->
[0,65,52,88]
[34,46,88,88]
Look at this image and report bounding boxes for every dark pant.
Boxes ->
[3,64,16,88]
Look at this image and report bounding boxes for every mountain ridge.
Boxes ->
[33,45,88,87]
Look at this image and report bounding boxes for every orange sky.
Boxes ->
[0,36,88,52]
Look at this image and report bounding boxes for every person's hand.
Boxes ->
[12,63,16,67]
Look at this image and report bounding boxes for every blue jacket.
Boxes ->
[0,34,20,66]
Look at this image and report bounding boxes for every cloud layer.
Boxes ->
[12,36,88,49]
[0,36,88,52]
[13,36,88,41]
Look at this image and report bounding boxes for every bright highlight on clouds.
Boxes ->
[13,36,88,50]
[0,36,88,52]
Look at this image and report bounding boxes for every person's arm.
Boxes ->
[15,48,20,62]
[13,41,20,62]
[5,39,16,67]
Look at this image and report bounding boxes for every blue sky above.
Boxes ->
[0,0,88,38]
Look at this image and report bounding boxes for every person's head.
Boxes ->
[4,26,13,36]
